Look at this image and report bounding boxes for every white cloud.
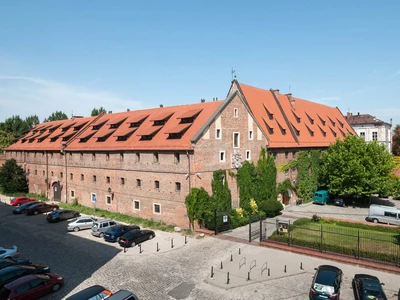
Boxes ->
[0,76,142,122]
[311,96,341,104]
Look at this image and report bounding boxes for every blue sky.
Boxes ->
[1,0,399,127]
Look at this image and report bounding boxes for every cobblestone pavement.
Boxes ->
[0,197,399,299]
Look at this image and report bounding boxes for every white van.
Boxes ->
[366,204,400,225]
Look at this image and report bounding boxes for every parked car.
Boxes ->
[12,201,39,214]
[104,225,140,243]
[366,204,400,225]
[91,219,117,238]
[46,209,80,223]
[0,264,50,289]
[333,197,345,207]
[0,246,18,260]
[67,217,95,232]
[309,265,342,300]
[25,203,59,215]
[65,284,112,300]
[118,229,155,247]
[0,258,32,270]
[0,273,63,300]
[352,274,387,300]
[107,290,139,300]
[10,196,36,207]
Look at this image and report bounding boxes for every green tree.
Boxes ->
[44,111,68,122]
[0,159,28,193]
[295,150,321,201]
[236,160,257,213]
[255,148,277,204]
[392,124,400,155]
[0,115,30,138]
[0,130,14,153]
[185,187,212,229]
[320,134,395,197]
[24,115,40,129]
[91,107,106,116]
[212,169,232,211]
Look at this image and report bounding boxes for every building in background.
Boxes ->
[5,81,354,227]
[344,112,392,153]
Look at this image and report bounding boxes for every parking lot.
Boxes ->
[0,199,399,299]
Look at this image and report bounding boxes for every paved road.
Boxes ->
[0,199,399,299]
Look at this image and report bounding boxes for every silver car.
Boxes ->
[67,217,95,232]
[91,219,117,238]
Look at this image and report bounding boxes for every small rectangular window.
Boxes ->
[246,150,251,160]
[233,132,240,148]
[134,200,140,210]
[35,170,38,175]
[93,175,96,182]
[154,203,161,214]
[153,153,159,163]
[70,190,75,198]
[106,176,110,184]
[121,177,125,185]
[175,182,181,192]
[91,193,96,202]
[136,152,140,162]
[92,153,96,161]
[372,132,377,141]
[155,180,160,189]
[249,130,253,140]
[219,151,225,162]
[136,179,141,187]
[106,195,111,205]
[120,153,124,162]
[81,174,84,181]
[43,171,45,176]
[360,132,365,139]
[70,173,73,180]
[51,171,54,176]
[51,153,54,159]
[234,108,238,118]
[216,128,221,139]
[174,153,180,164]
[106,153,110,161]
[60,172,63,178]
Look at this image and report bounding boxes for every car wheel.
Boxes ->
[148,234,154,240]
[34,211,38,215]
[373,218,378,223]
[73,227,80,232]
[131,241,136,247]
[52,283,61,292]
[99,232,104,238]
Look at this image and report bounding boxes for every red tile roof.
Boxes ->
[344,113,389,126]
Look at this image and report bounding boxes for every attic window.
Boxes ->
[264,105,274,120]
[40,129,46,134]
[178,109,201,124]
[38,134,50,142]
[292,111,301,123]
[21,139,27,143]
[138,126,163,141]
[291,123,300,136]
[115,128,137,142]
[62,133,75,142]
[50,137,59,142]
[276,121,286,135]
[306,124,314,137]
[166,124,191,140]
[317,115,326,126]
[318,125,326,137]
[328,116,335,127]
[305,113,314,125]
[95,130,116,142]
[337,119,344,128]
[128,115,149,128]
[151,112,173,126]
[338,127,346,137]
[74,122,88,131]
[329,127,337,137]
[92,120,108,130]
[79,132,95,143]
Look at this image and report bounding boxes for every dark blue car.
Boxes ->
[103,225,140,243]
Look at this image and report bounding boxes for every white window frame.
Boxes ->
[153,203,161,214]
[219,151,225,162]
[91,193,96,203]
[248,130,253,140]
[234,108,238,118]
[372,132,377,141]
[133,200,140,211]
[246,150,251,160]
[233,132,240,148]
[106,195,112,205]
[216,128,221,139]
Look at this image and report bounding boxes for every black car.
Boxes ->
[12,201,39,214]
[0,264,50,288]
[352,274,387,300]
[118,229,155,247]
[46,209,80,223]
[309,265,342,300]
[333,197,345,207]
[104,225,140,243]
[0,258,32,270]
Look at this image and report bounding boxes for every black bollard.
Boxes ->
[124,244,127,253]
[171,238,174,249]
[221,261,223,269]
[157,242,160,252]
[211,266,214,278]
[247,272,250,281]
[300,262,303,270]
[185,236,187,244]
[139,244,143,254]
[227,272,230,284]
[239,248,241,255]
[230,254,233,262]
[268,268,270,276]
[284,265,286,273]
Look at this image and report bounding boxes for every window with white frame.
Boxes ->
[233,132,240,148]
[246,150,251,160]
[359,132,365,139]
[106,195,111,205]
[249,130,253,140]
[372,132,377,141]
[234,108,238,118]
[153,203,161,214]
[216,128,221,139]
[133,200,140,210]
[219,151,225,162]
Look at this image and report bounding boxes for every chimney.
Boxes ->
[272,89,280,98]
[200,99,205,103]
[160,104,163,108]
[285,93,294,108]
[216,97,218,100]
[346,112,352,118]
[127,109,130,112]
[357,112,360,116]
[108,111,112,114]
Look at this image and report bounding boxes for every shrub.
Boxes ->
[258,200,283,218]
[311,214,321,222]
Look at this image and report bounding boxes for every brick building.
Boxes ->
[5,81,354,227]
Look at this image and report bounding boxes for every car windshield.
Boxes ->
[363,288,386,299]
[107,226,119,233]
[316,270,336,286]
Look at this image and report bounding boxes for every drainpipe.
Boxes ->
[186,150,191,190]
[65,149,68,203]
[45,151,49,199]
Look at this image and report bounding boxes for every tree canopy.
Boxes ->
[0,158,28,193]
[319,134,398,197]
[392,124,400,156]
[44,111,68,122]
[0,130,14,153]
[91,107,106,116]
[185,187,212,229]
[0,115,32,138]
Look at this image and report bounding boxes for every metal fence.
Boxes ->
[261,219,400,266]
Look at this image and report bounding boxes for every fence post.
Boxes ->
[249,214,252,242]
[259,215,263,242]
[288,220,291,247]
[320,224,323,253]
[214,209,217,236]
[357,230,360,260]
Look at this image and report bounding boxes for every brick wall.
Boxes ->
[0,154,6,167]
